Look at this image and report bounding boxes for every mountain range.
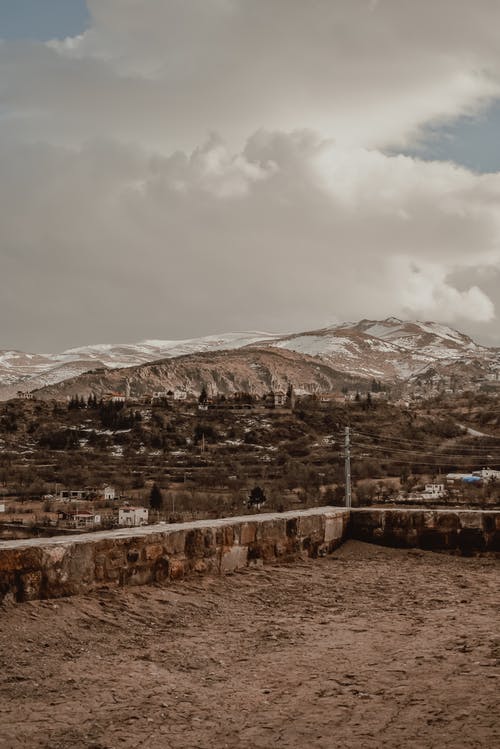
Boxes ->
[1,318,499,401]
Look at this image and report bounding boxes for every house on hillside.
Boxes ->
[17,391,34,400]
[274,390,287,407]
[446,473,482,485]
[56,488,93,502]
[422,483,446,499]
[472,468,500,481]
[102,485,116,501]
[57,510,101,529]
[151,390,172,404]
[118,506,149,527]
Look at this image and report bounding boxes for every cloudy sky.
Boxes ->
[1,0,500,352]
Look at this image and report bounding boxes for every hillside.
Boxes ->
[272,318,499,380]
[3,318,499,401]
[31,347,363,401]
[0,332,281,400]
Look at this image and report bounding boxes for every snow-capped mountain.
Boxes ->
[0,332,282,399]
[1,319,499,400]
[271,318,497,380]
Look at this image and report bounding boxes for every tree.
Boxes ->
[149,483,163,511]
[247,485,267,509]
[198,386,208,405]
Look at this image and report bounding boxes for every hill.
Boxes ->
[3,318,499,401]
[30,347,363,401]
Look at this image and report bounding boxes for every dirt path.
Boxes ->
[0,541,498,749]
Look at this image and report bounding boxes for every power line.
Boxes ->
[352,428,500,447]
[352,441,499,461]
[350,456,498,468]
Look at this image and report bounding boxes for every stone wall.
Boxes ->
[0,507,349,603]
[351,508,500,555]
[1,507,499,604]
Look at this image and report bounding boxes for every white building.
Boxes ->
[472,468,500,481]
[57,489,91,502]
[152,390,171,399]
[103,485,116,501]
[118,506,149,527]
[274,391,287,407]
[422,483,446,499]
[0,503,5,513]
[173,388,188,401]
[58,510,101,528]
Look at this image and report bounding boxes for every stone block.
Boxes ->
[169,559,185,580]
[239,522,256,545]
[255,518,286,543]
[220,545,248,573]
[154,558,170,582]
[164,530,186,555]
[458,512,483,530]
[120,565,154,587]
[434,513,460,532]
[19,570,42,601]
[144,543,165,561]
[325,515,345,543]
[458,528,486,556]
[298,514,324,540]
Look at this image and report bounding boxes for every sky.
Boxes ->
[1,0,500,352]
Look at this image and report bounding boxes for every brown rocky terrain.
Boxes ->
[4,318,499,402]
[30,347,363,401]
[0,540,498,748]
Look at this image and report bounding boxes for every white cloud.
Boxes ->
[4,0,500,153]
[1,1,500,349]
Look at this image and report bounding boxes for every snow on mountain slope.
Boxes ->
[1,319,498,400]
[269,319,497,380]
[0,332,282,399]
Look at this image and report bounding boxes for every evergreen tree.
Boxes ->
[149,483,163,511]
[247,485,267,509]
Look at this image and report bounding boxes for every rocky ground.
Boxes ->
[0,541,498,749]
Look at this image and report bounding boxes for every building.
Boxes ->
[274,390,287,407]
[422,483,446,499]
[472,468,500,481]
[0,503,5,513]
[16,391,34,400]
[118,506,149,527]
[56,489,93,502]
[57,510,101,529]
[446,473,482,485]
[173,388,188,401]
[103,485,116,501]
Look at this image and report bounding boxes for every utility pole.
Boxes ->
[344,426,352,508]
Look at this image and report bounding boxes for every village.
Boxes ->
[1,379,499,540]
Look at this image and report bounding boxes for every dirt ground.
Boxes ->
[0,541,498,749]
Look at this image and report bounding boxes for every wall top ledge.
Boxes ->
[352,507,500,515]
[0,505,349,552]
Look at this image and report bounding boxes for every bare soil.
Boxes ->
[0,541,498,749]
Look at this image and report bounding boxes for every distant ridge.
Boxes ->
[2,318,499,400]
